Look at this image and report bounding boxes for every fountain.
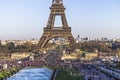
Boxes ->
[7,68,53,80]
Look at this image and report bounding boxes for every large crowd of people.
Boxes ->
[0,51,66,72]
[0,51,119,80]
[0,53,46,71]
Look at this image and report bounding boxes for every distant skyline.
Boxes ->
[0,0,120,40]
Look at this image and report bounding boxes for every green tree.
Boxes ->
[6,42,15,53]
[76,41,112,53]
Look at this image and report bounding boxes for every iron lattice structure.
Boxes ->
[36,0,75,50]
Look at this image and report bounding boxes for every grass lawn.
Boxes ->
[56,69,83,80]
[0,68,21,80]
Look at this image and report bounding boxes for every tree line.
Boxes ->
[0,40,120,54]
[0,42,36,53]
[75,41,120,53]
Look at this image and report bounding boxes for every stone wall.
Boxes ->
[11,52,32,59]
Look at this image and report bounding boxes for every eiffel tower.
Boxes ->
[36,0,75,50]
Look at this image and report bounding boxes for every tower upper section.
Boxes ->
[52,0,63,5]
[50,0,65,12]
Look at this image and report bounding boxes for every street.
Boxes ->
[80,64,116,80]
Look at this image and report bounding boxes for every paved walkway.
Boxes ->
[80,66,115,80]
[99,66,120,80]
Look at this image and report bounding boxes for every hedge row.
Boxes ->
[0,68,21,80]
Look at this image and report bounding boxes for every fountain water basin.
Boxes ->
[7,68,53,80]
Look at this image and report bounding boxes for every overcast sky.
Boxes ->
[0,0,120,40]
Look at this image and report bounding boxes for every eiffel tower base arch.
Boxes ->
[36,27,75,50]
